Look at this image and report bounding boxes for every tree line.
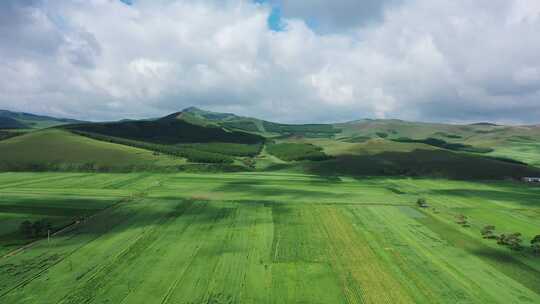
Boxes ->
[416,198,539,255]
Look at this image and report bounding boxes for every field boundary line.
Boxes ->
[1,191,147,259]
[0,190,156,300]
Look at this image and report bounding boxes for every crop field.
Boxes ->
[0,172,539,303]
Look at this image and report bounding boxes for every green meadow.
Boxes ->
[1,172,539,303]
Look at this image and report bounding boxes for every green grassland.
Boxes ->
[0,172,539,303]
[0,129,186,171]
[0,130,26,141]
[1,108,539,303]
[335,120,540,168]
[2,107,540,178]
[2,126,540,179]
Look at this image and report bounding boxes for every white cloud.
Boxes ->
[271,0,402,32]
[0,0,540,123]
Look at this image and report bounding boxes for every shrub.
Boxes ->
[497,232,523,250]
[531,235,540,255]
[456,214,470,227]
[481,225,496,239]
[416,198,428,208]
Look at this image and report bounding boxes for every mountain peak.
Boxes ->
[182,106,203,113]
[159,112,184,121]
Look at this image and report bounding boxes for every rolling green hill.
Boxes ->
[0,129,186,171]
[1,110,540,303]
[0,110,83,129]
[65,112,264,145]
[0,107,539,179]
[181,107,341,137]
[181,108,540,167]
[335,119,540,167]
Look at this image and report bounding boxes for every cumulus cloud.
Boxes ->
[0,0,539,123]
[269,0,402,32]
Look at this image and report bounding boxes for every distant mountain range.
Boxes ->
[0,110,84,129]
[1,106,540,179]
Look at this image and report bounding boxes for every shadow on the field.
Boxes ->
[470,247,540,293]
[0,200,107,217]
[303,149,540,180]
[1,198,287,254]
[430,189,540,207]
[214,180,350,200]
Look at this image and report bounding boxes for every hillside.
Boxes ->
[0,129,186,171]
[182,107,341,138]
[0,110,83,129]
[334,119,540,167]
[0,107,539,179]
[65,112,264,145]
[181,107,540,168]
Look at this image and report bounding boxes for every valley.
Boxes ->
[1,108,540,303]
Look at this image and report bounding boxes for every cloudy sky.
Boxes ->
[1,0,540,124]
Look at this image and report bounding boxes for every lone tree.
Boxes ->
[531,235,540,255]
[417,198,428,208]
[481,225,496,239]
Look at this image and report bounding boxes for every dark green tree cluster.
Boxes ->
[262,121,340,137]
[266,143,331,161]
[68,118,264,145]
[481,227,540,253]
[416,198,428,208]
[531,235,540,255]
[497,233,523,250]
[480,225,496,239]
[71,131,236,164]
[180,143,262,157]
[19,219,52,238]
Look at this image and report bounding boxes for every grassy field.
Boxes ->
[0,129,186,171]
[486,139,540,168]
[0,172,539,303]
